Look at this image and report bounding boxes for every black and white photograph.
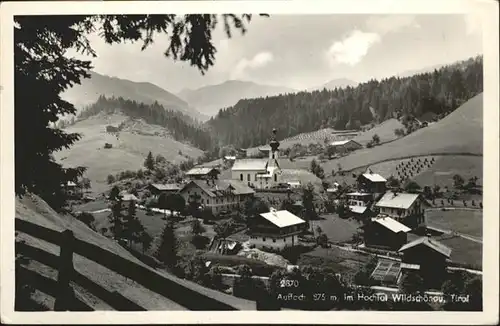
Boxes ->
[1,0,498,324]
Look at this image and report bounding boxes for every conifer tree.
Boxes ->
[123,200,144,247]
[155,221,179,270]
[144,151,155,171]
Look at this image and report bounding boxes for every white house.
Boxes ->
[249,208,305,250]
[329,139,362,153]
[375,191,429,228]
[179,179,255,215]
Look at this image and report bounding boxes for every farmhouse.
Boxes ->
[346,192,374,217]
[186,167,221,180]
[398,236,452,285]
[179,179,255,215]
[148,183,181,198]
[362,216,411,251]
[231,129,283,189]
[248,208,305,250]
[346,192,373,206]
[357,170,387,193]
[329,139,362,153]
[64,181,80,196]
[375,191,428,228]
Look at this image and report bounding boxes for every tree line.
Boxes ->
[77,95,215,150]
[207,55,483,149]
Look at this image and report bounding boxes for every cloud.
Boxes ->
[326,30,381,66]
[230,51,274,79]
[365,15,420,35]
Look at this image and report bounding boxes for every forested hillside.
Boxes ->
[76,96,214,150]
[207,56,483,149]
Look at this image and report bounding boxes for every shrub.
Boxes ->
[76,212,96,230]
[107,174,115,184]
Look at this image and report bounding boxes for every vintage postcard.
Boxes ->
[1,0,498,324]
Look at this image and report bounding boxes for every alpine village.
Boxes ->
[14,15,484,312]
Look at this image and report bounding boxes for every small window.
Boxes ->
[207,200,210,205]
[201,199,204,204]
[247,174,250,181]
[273,239,276,243]
[283,238,286,242]
[240,174,243,181]
[263,238,266,242]
[255,174,257,181]
[274,174,277,182]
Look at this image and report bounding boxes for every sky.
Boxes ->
[70,14,483,93]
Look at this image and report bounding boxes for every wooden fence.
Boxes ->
[15,218,279,311]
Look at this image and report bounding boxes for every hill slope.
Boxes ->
[177,80,296,117]
[15,194,256,310]
[323,92,483,173]
[61,71,206,121]
[207,56,483,149]
[53,113,204,194]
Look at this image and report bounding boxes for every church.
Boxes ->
[230,128,283,189]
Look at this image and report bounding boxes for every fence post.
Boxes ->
[54,230,75,311]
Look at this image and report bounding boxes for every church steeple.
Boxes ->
[269,128,280,161]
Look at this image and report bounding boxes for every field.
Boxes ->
[328,154,483,190]
[298,246,371,279]
[310,215,361,244]
[245,118,403,153]
[352,118,405,146]
[54,113,203,195]
[321,93,483,173]
[425,209,482,238]
[438,236,482,268]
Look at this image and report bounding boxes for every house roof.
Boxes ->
[67,181,77,187]
[186,167,219,176]
[231,159,268,171]
[260,209,305,228]
[330,139,361,147]
[150,183,181,191]
[349,205,368,214]
[398,236,452,258]
[121,193,139,201]
[347,192,372,196]
[287,181,301,185]
[180,179,254,198]
[362,173,387,183]
[372,216,411,233]
[400,263,421,270]
[375,191,421,210]
[224,156,236,160]
[258,145,272,152]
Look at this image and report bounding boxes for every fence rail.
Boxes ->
[15,218,267,311]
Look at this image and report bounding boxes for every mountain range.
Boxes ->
[61,71,207,121]
[176,80,296,117]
